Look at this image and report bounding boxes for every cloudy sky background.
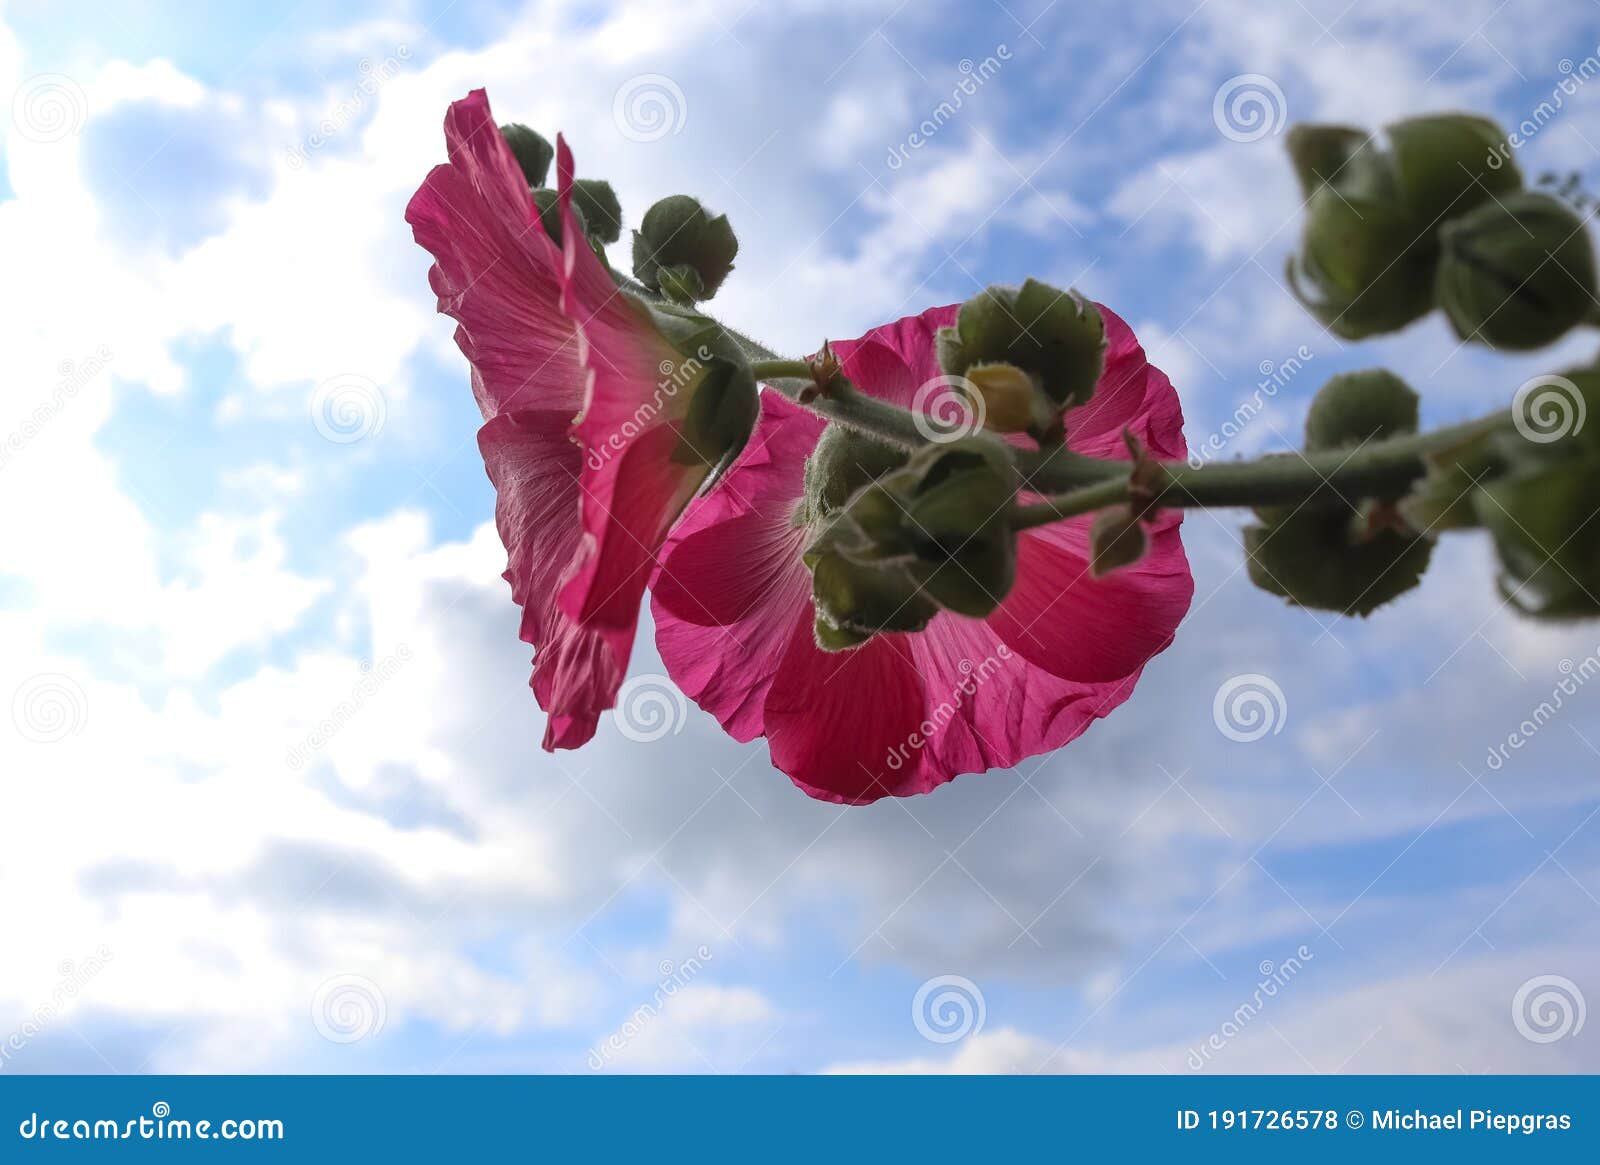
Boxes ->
[2,0,1598,1073]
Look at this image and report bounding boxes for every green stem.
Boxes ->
[1012,411,1511,529]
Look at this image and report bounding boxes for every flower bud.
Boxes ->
[938,280,1105,410]
[1303,368,1419,452]
[1088,506,1149,576]
[638,298,759,475]
[1288,186,1438,339]
[1385,114,1522,224]
[1436,191,1598,350]
[964,362,1057,435]
[531,187,585,247]
[1475,461,1600,619]
[1244,507,1433,617]
[570,178,623,245]
[802,424,910,519]
[800,437,1020,647]
[500,123,553,187]
[631,195,738,303]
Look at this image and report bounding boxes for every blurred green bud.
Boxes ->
[1475,460,1600,619]
[964,362,1058,436]
[938,279,1105,410]
[1088,506,1149,577]
[1284,113,1524,340]
[631,195,738,304]
[1287,185,1438,339]
[1244,507,1433,617]
[500,123,554,187]
[1304,369,1420,452]
[1386,114,1521,224]
[1436,191,1598,350]
[570,178,623,245]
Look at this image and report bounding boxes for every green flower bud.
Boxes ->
[1436,191,1598,351]
[1475,460,1600,619]
[500,123,554,188]
[631,195,738,303]
[1283,114,1522,341]
[1386,114,1522,224]
[1288,186,1438,339]
[1244,507,1433,617]
[636,297,759,476]
[800,437,1020,647]
[802,424,910,519]
[963,362,1058,436]
[570,178,623,245]
[939,280,1105,410]
[1088,506,1149,577]
[1303,369,1419,452]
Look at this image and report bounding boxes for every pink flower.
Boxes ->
[652,305,1193,803]
[407,90,737,750]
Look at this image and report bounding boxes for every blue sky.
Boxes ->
[1,0,1598,1073]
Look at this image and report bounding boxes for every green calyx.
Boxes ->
[500,123,554,187]
[803,436,1019,649]
[1285,113,1525,341]
[632,195,738,304]
[633,295,759,478]
[1246,368,1433,614]
[937,280,1105,414]
[1436,191,1598,351]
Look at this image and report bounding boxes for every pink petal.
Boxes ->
[551,135,709,637]
[478,409,630,750]
[404,89,584,421]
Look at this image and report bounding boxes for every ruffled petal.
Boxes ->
[552,135,708,637]
[404,89,584,421]
[652,392,822,742]
[478,410,630,750]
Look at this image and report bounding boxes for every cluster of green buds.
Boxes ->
[1244,370,1435,615]
[1286,114,1598,349]
[631,195,739,305]
[1405,366,1600,619]
[935,280,1107,441]
[801,431,1018,650]
[500,123,622,249]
